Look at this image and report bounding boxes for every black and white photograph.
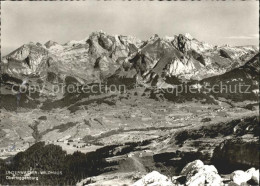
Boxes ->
[0,1,259,185]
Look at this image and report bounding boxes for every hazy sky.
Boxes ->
[1,1,259,55]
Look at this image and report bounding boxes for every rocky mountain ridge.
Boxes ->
[1,31,259,108]
[1,31,258,82]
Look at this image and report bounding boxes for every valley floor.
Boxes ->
[0,94,258,156]
[0,94,259,185]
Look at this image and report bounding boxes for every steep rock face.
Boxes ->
[1,43,50,77]
[211,137,259,173]
[172,34,214,54]
[116,34,204,87]
[120,34,258,88]
[46,31,143,83]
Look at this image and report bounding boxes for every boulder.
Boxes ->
[186,166,222,186]
[204,172,222,186]
[180,160,223,186]
[246,168,259,185]
[186,170,222,186]
[132,171,174,186]
[203,165,218,174]
[246,167,256,176]
[251,169,259,184]
[180,159,204,177]
[230,170,251,185]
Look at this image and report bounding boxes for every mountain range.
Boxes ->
[1,31,259,109]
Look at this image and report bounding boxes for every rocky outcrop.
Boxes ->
[148,116,259,184]
[211,137,259,173]
[132,171,174,186]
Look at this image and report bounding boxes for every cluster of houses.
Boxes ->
[0,146,25,159]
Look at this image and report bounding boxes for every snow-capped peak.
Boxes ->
[65,39,86,46]
[184,33,193,40]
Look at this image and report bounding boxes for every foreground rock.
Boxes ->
[132,160,259,186]
[132,160,223,186]
[230,168,259,185]
[180,160,204,177]
[230,170,252,185]
[132,171,174,186]
[177,160,223,186]
[250,168,259,184]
